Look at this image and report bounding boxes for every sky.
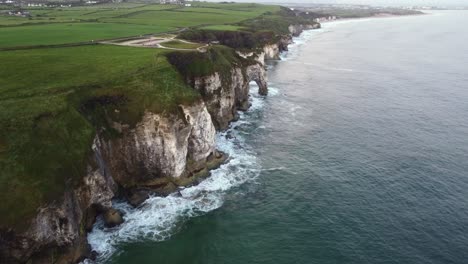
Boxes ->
[225,0,468,7]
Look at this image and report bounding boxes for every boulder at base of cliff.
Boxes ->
[103,208,124,228]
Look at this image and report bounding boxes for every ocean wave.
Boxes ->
[280,30,321,61]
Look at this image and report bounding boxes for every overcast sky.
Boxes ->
[222,0,468,7]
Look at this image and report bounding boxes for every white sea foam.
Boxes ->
[280,19,377,61]
[270,87,280,96]
[322,18,373,28]
[280,29,321,61]
[86,84,267,263]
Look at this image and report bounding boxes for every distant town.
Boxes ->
[0,0,200,17]
[283,3,468,11]
[1,0,468,11]
[0,0,193,10]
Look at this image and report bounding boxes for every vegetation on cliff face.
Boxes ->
[166,46,255,85]
[178,29,277,50]
[239,7,321,35]
[0,45,198,229]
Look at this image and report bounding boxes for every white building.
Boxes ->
[28,3,44,7]
[160,0,185,5]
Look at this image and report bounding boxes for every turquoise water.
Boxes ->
[89,11,468,264]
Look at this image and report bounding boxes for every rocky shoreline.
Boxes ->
[0,24,316,264]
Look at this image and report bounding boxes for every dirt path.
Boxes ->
[100,35,208,52]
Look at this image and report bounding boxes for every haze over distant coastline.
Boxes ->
[212,0,468,8]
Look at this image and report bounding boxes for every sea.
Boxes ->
[86,11,468,264]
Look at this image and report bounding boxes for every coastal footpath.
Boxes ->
[0,5,321,263]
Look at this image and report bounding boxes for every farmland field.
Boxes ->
[101,10,246,26]
[0,3,280,48]
[0,23,173,47]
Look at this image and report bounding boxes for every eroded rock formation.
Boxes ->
[192,64,267,129]
[288,24,321,37]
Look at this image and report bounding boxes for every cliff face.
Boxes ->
[192,63,267,130]
[263,44,280,60]
[288,24,320,37]
[0,101,223,263]
[99,100,221,204]
[236,23,315,66]
[278,35,293,52]
[1,138,117,263]
[237,42,287,66]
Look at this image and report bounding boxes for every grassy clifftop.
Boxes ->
[0,45,198,229]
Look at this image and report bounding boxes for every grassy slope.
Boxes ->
[160,40,203,49]
[200,25,245,31]
[0,45,198,229]
[0,23,173,47]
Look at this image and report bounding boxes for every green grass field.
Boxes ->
[200,24,245,31]
[0,3,280,48]
[102,10,241,26]
[0,23,173,47]
[160,40,204,49]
